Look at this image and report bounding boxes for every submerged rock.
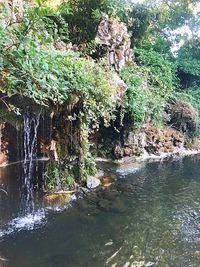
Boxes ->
[101,176,116,187]
[44,191,73,208]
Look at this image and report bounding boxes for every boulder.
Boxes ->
[44,191,73,208]
[87,176,101,189]
[168,99,198,135]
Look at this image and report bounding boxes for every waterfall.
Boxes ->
[22,112,41,213]
[0,124,2,154]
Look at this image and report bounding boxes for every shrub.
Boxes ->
[120,49,175,128]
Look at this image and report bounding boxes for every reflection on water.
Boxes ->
[0,161,45,227]
[1,155,200,266]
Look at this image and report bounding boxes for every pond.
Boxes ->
[0,155,200,267]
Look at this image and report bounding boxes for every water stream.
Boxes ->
[0,155,200,266]
[22,113,41,214]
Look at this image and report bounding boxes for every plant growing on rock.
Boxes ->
[0,4,119,185]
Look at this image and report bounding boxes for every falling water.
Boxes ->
[22,112,41,214]
[0,125,1,154]
[0,123,3,154]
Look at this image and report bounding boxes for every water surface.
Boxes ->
[0,155,200,267]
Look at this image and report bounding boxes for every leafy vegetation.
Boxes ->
[120,49,175,128]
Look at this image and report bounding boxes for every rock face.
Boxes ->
[0,0,24,22]
[113,72,127,102]
[97,123,187,159]
[96,16,134,71]
[144,127,184,154]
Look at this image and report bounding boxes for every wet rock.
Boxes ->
[97,197,122,212]
[124,147,133,157]
[101,176,116,187]
[125,132,135,147]
[75,198,98,212]
[87,176,101,189]
[114,144,124,159]
[78,186,90,195]
[54,39,67,51]
[44,192,72,208]
[185,137,200,150]
[109,198,126,213]
[101,178,114,187]
[98,198,110,209]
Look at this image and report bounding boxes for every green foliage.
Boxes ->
[177,39,200,77]
[135,48,175,98]
[38,0,127,44]
[46,163,60,190]
[39,4,70,42]
[120,65,148,128]
[127,3,155,46]
[139,35,171,55]
[125,0,199,54]
[79,152,97,181]
[154,0,197,30]
[175,39,200,127]
[46,163,75,190]
[66,175,75,187]
[0,5,117,185]
[0,8,117,118]
[0,107,21,125]
[121,49,175,128]
[57,0,100,43]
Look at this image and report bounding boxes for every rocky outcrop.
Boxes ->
[167,99,198,135]
[56,15,134,73]
[54,40,87,52]
[0,0,25,24]
[98,124,186,160]
[144,127,184,154]
[96,16,134,71]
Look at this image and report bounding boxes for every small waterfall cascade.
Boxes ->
[0,124,2,154]
[22,112,41,213]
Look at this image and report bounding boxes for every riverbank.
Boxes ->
[45,147,200,205]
